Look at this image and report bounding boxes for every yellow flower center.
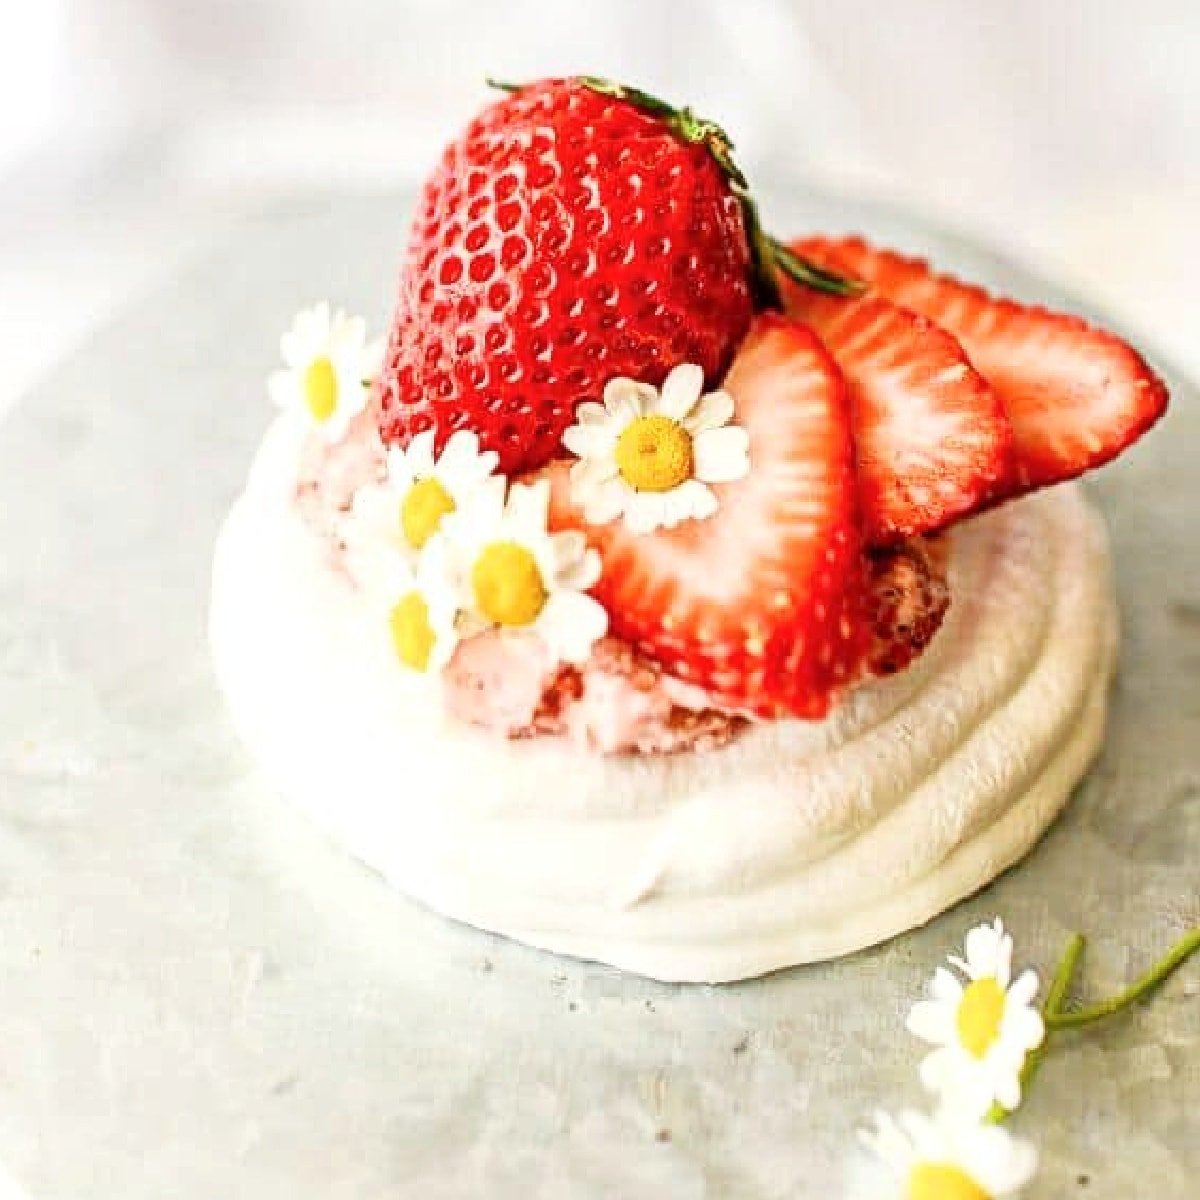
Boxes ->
[614,414,693,492]
[389,591,436,671]
[303,356,339,423]
[401,477,456,549]
[908,1162,990,1200]
[956,976,1007,1059]
[471,541,547,627]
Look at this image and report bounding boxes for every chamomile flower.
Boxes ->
[377,535,462,675]
[350,430,501,561]
[906,919,1045,1116]
[268,302,382,442]
[445,478,608,664]
[856,1109,1038,1200]
[561,362,750,534]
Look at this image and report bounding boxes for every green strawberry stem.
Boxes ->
[988,925,1199,1124]
[486,76,863,304]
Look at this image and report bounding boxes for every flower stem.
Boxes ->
[1046,925,1200,1031]
[986,933,1085,1124]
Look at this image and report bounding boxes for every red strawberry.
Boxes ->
[792,236,1169,491]
[783,278,1014,544]
[547,314,868,719]
[377,78,755,476]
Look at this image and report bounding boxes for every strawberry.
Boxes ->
[376,77,855,478]
[546,314,868,719]
[783,277,1014,544]
[792,236,1169,492]
[377,77,755,476]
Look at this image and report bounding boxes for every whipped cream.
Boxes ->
[210,417,1118,982]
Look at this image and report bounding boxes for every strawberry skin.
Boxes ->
[377,78,754,476]
[783,277,1014,544]
[793,236,1169,492]
[547,314,868,719]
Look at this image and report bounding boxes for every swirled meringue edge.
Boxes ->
[210,418,1117,982]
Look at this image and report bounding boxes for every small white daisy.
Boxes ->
[856,1109,1038,1200]
[268,302,383,442]
[350,429,501,561]
[906,919,1045,1117]
[561,362,750,534]
[376,534,462,675]
[443,478,608,664]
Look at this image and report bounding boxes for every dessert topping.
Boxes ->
[547,314,869,719]
[561,363,749,533]
[448,479,609,664]
[350,430,501,562]
[791,235,1169,495]
[376,76,853,477]
[269,302,381,443]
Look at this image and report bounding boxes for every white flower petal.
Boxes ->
[552,537,601,592]
[570,455,620,489]
[917,1045,958,1095]
[505,479,551,535]
[436,429,481,475]
[683,388,735,433]
[574,401,609,427]
[623,491,672,534]
[1007,968,1039,1011]
[963,919,1006,981]
[408,429,438,477]
[329,312,367,356]
[992,1068,1023,1113]
[536,590,608,663]
[931,967,965,1004]
[362,335,385,378]
[670,479,718,525]
[692,425,751,483]
[961,1123,1039,1195]
[859,1111,915,1179]
[907,999,955,1046]
[563,422,618,459]
[320,405,356,444]
[1001,1002,1045,1053]
[385,445,418,491]
[658,362,705,419]
[583,478,633,526]
[268,369,297,410]
[603,377,654,421]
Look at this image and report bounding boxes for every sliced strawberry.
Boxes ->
[783,280,1013,543]
[546,314,868,719]
[792,235,1169,492]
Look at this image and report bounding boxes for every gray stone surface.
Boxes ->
[0,190,1196,1198]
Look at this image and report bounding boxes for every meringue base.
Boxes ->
[210,419,1118,983]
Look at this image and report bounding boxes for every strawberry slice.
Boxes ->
[783,280,1013,544]
[792,235,1169,491]
[546,314,868,719]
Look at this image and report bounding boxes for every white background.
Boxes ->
[1,0,1197,419]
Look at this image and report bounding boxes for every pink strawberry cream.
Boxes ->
[289,412,948,755]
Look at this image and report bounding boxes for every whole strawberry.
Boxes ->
[377,77,840,476]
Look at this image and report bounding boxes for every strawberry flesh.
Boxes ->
[784,278,1014,544]
[793,235,1169,492]
[546,314,868,719]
